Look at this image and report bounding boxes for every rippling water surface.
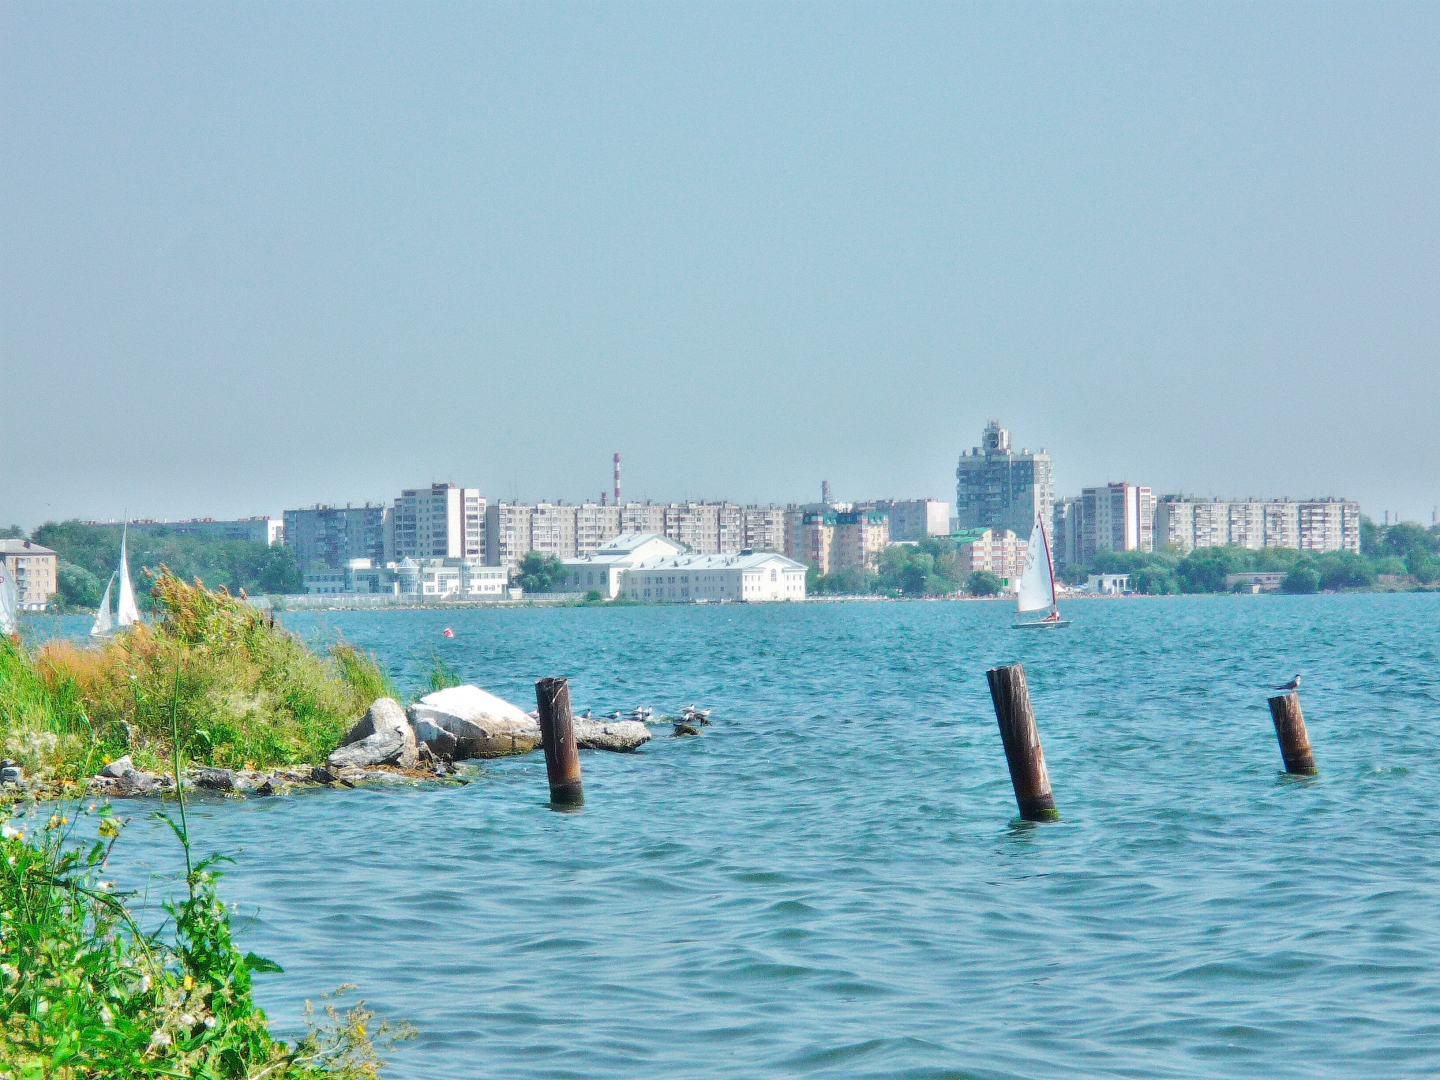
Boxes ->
[53,595,1440,1077]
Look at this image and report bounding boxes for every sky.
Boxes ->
[2,2,1437,530]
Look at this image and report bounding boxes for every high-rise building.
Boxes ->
[955,421,1054,537]
[1077,483,1154,562]
[388,484,484,562]
[283,505,388,573]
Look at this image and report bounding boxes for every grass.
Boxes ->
[0,656,410,1078]
[1,572,395,784]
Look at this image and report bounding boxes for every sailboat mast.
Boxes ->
[1039,516,1059,613]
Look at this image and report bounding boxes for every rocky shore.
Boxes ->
[6,684,654,801]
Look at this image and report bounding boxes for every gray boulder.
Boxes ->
[341,698,410,747]
[193,767,236,791]
[99,756,134,779]
[409,685,540,758]
[326,726,418,770]
[571,718,652,752]
[412,717,458,758]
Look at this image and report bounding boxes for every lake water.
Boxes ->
[28,594,1440,1078]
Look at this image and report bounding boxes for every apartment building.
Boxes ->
[485,503,533,574]
[742,505,787,553]
[831,511,891,573]
[786,510,836,575]
[90,517,284,546]
[388,484,483,562]
[1077,483,1155,562]
[283,504,388,573]
[879,499,952,542]
[575,503,623,556]
[1154,498,1360,554]
[955,421,1054,537]
[952,528,1027,588]
[1,539,57,610]
[530,504,577,561]
[303,557,506,599]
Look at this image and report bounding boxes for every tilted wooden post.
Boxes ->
[986,664,1059,821]
[535,677,584,806]
[1267,693,1317,775]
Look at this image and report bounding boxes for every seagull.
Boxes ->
[1274,675,1301,691]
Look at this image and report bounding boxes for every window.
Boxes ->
[770,569,777,581]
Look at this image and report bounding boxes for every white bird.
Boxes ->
[1274,675,1301,691]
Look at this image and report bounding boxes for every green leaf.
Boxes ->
[242,952,283,974]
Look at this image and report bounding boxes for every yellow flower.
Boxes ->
[184,975,193,991]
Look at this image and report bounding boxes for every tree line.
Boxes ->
[6,520,303,609]
[806,518,1440,598]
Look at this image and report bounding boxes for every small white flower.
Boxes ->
[36,999,49,1015]
[100,1005,113,1025]
[97,881,112,891]
[138,975,152,993]
[149,1030,171,1049]
[179,1013,195,1026]
[203,1016,216,1029]
[1,822,20,840]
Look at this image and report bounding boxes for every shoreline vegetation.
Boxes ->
[0,572,413,1077]
[1,573,394,788]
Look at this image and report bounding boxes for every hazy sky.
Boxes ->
[3,3,1437,530]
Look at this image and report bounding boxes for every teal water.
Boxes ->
[30,595,1440,1077]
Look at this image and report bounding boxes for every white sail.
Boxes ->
[1016,518,1056,614]
[91,573,116,637]
[115,528,141,628]
[0,562,17,636]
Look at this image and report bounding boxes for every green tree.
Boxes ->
[517,551,568,593]
[967,570,1003,596]
[55,561,105,610]
[1282,565,1321,594]
[0,524,23,539]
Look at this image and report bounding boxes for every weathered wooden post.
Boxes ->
[986,663,1059,821]
[1267,693,1317,775]
[535,677,584,806]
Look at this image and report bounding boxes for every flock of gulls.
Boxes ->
[526,703,714,736]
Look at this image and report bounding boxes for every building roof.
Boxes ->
[564,534,686,568]
[627,550,806,572]
[0,540,55,556]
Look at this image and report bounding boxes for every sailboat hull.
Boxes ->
[1012,618,1072,630]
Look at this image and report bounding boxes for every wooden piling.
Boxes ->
[535,677,584,805]
[1267,693,1317,775]
[986,663,1059,822]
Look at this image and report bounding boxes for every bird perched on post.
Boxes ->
[1274,675,1301,691]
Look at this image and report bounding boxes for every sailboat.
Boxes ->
[92,526,141,636]
[90,573,116,637]
[1013,514,1070,629]
[0,560,17,636]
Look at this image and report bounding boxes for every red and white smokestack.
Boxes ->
[613,453,621,504]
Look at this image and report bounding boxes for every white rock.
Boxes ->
[99,756,134,779]
[409,685,540,758]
